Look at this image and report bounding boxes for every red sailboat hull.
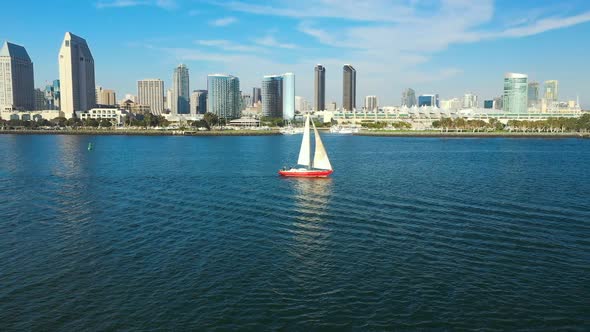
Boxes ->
[278,169,333,178]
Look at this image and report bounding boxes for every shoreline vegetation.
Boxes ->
[0,128,588,138]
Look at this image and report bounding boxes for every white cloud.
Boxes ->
[195,39,262,52]
[253,35,297,49]
[209,17,238,27]
[96,0,176,9]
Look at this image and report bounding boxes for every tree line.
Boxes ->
[432,114,590,133]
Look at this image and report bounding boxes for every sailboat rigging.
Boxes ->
[279,114,333,178]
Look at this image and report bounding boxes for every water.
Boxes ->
[1,134,589,330]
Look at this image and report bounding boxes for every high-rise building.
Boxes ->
[493,96,503,110]
[282,72,295,120]
[503,73,528,113]
[207,74,240,119]
[96,87,116,106]
[483,100,494,109]
[314,64,325,111]
[440,98,462,111]
[295,96,307,113]
[190,89,207,114]
[401,88,416,107]
[342,64,356,111]
[241,94,251,111]
[58,32,96,117]
[418,94,439,107]
[365,95,378,112]
[0,41,35,111]
[172,64,190,115]
[328,101,337,111]
[34,88,45,110]
[462,93,478,109]
[262,75,283,118]
[544,80,559,102]
[138,79,164,115]
[252,87,261,106]
[165,89,173,111]
[527,82,539,108]
[44,79,60,110]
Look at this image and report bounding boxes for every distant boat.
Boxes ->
[279,114,333,178]
[279,125,304,135]
[87,143,94,151]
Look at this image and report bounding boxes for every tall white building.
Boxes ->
[137,79,164,115]
[165,89,173,112]
[282,72,295,120]
[207,74,240,119]
[0,41,35,111]
[365,95,378,112]
[190,90,207,115]
[295,96,308,113]
[462,93,478,109]
[58,32,96,118]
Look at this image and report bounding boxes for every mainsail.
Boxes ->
[297,114,311,166]
[312,120,332,170]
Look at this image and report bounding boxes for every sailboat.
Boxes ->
[279,114,333,177]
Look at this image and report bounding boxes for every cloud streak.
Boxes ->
[209,16,238,27]
[96,0,176,9]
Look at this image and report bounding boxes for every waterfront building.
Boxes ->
[34,88,45,110]
[342,64,356,111]
[123,93,137,103]
[252,87,261,106]
[544,80,559,102]
[484,100,494,109]
[207,74,240,119]
[172,64,190,115]
[0,41,35,111]
[137,79,164,115]
[190,90,207,114]
[503,73,528,113]
[314,64,325,111]
[165,89,173,111]
[58,32,96,117]
[528,82,540,108]
[365,95,378,112]
[401,88,417,107]
[282,72,295,120]
[463,93,478,109]
[262,75,283,118]
[418,94,439,107]
[120,99,151,114]
[76,108,126,125]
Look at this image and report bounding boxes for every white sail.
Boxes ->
[297,114,311,166]
[312,120,332,170]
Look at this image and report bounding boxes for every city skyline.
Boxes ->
[2,1,590,108]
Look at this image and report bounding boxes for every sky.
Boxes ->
[2,0,590,108]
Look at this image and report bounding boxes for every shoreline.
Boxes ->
[0,129,281,136]
[355,131,590,138]
[1,129,588,138]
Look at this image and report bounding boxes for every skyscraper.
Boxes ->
[190,90,207,115]
[342,64,356,112]
[503,73,528,113]
[282,72,295,120]
[96,87,116,106]
[262,75,283,118]
[137,79,164,115]
[44,79,60,110]
[544,80,559,102]
[314,64,325,111]
[365,95,378,112]
[34,88,45,110]
[418,94,439,107]
[207,74,240,119]
[172,64,190,115]
[401,88,416,107]
[252,87,261,106]
[462,93,478,109]
[0,41,35,111]
[58,32,96,117]
[528,82,539,108]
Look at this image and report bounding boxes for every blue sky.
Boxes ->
[3,0,590,107]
